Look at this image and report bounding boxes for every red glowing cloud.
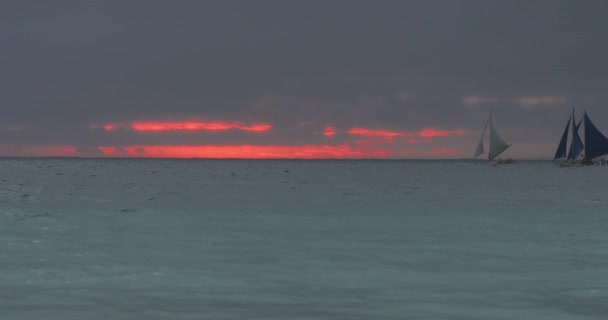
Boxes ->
[78,122,465,159]
[348,127,464,140]
[98,144,400,159]
[417,128,465,138]
[348,128,408,140]
[89,121,272,133]
[0,143,458,158]
[88,124,115,131]
[323,126,336,138]
[130,121,272,132]
[341,127,463,156]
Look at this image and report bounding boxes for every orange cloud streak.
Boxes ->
[130,121,272,132]
[0,144,459,158]
[97,144,416,159]
[348,128,409,140]
[349,127,464,140]
[416,128,465,138]
[323,126,336,138]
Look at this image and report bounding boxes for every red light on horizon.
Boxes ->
[96,144,401,159]
[0,144,459,158]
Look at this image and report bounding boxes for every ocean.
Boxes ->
[1,158,607,319]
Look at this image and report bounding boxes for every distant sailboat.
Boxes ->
[554,109,584,161]
[582,112,608,162]
[554,109,608,164]
[474,111,512,162]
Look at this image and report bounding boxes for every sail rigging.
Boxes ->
[474,112,511,161]
[567,111,584,161]
[474,118,489,158]
[553,114,570,160]
[488,114,511,161]
[554,109,608,163]
[583,111,608,160]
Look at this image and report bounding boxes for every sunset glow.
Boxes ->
[0,143,461,158]
[348,127,465,140]
[416,128,465,138]
[78,123,468,158]
[348,128,407,140]
[11,123,466,158]
[98,144,394,159]
[130,121,272,132]
[323,126,336,138]
[88,124,117,131]
[94,145,458,158]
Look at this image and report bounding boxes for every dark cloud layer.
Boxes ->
[1,1,608,157]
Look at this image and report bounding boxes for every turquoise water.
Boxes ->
[1,159,607,319]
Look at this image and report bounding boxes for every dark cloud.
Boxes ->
[1,0,608,157]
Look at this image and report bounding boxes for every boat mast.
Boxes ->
[488,109,492,161]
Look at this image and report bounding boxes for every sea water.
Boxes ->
[1,158,607,319]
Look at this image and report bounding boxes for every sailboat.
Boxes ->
[554,109,608,165]
[554,109,584,163]
[474,111,512,163]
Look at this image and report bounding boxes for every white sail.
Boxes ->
[474,117,489,157]
[488,115,511,161]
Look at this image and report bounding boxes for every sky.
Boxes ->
[2,0,608,159]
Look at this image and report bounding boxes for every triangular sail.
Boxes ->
[474,117,489,158]
[568,112,584,161]
[583,111,608,160]
[554,114,570,160]
[488,115,510,161]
